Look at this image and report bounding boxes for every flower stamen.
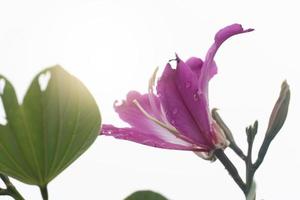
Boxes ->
[148,67,160,116]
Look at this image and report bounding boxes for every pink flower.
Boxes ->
[101,24,253,159]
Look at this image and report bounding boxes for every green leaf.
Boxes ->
[124,190,168,200]
[0,66,101,187]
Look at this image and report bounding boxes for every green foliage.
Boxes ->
[125,190,168,200]
[0,66,101,187]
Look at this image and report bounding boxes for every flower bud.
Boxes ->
[265,81,290,140]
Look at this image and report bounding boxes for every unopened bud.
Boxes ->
[265,81,290,140]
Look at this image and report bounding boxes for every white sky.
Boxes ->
[0,0,299,199]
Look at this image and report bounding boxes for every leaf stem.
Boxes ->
[39,185,48,200]
[230,143,247,161]
[0,174,25,200]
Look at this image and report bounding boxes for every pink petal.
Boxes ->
[101,124,199,150]
[214,24,254,46]
[186,57,203,77]
[157,63,213,149]
[199,24,253,94]
[186,57,217,81]
[112,91,199,149]
[175,57,212,139]
[114,91,162,127]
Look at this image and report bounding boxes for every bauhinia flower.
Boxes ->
[101,24,253,159]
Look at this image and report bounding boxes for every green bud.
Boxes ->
[212,108,235,144]
[265,81,290,140]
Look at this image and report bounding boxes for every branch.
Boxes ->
[214,149,246,193]
[0,174,25,200]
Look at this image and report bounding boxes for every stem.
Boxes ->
[0,174,25,200]
[245,131,254,193]
[244,122,258,198]
[245,145,255,194]
[253,137,271,170]
[214,149,247,193]
[39,185,48,200]
[213,114,281,199]
[245,140,256,196]
[230,143,247,161]
[246,181,256,200]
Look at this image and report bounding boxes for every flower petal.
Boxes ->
[199,24,253,94]
[114,91,162,126]
[214,24,254,46]
[101,124,199,150]
[185,57,218,79]
[175,57,212,138]
[186,57,203,77]
[112,91,201,149]
[157,63,213,150]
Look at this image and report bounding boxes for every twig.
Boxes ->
[0,173,25,200]
[214,149,247,193]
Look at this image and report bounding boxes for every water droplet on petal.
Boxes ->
[171,119,176,125]
[165,111,170,118]
[185,82,191,88]
[193,93,199,101]
[172,108,178,114]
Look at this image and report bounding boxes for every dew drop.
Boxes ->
[165,111,170,118]
[185,81,191,88]
[193,93,199,101]
[172,108,178,114]
[171,119,176,125]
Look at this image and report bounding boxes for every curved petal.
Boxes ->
[157,63,213,149]
[186,56,217,81]
[114,91,163,126]
[214,24,254,47]
[199,24,254,94]
[101,124,201,151]
[112,91,202,149]
[186,57,203,77]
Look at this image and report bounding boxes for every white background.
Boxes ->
[0,0,299,199]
